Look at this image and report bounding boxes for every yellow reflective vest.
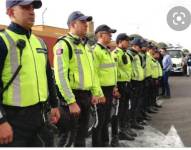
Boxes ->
[93,43,117,86]
[53,34,103,104]
[112,47,132,82]
[128,49,144,81]
[151,57,162,79]
[0,29,48,107]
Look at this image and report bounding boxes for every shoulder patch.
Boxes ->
[56,48,63,55]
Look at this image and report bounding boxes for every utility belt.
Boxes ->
[145,76,152,80]
[72,89,91,96]
[2,102,47,112]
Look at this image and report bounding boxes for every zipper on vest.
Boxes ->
[27,38,40,102]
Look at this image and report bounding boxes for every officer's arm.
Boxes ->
[0,36,8,124]
[46,60,58,108]
[91,47,103,96]
[53,41,75,105]
[91,68,104,97]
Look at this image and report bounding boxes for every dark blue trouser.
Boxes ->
[162,71,171,96]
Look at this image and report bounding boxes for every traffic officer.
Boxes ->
[149,48,163,107]
[0,0,60,147]
[53,11,104,147]
[92,24,118,147]
[112,33,136,146]
[127,38,144,130]
[139,40,155,120]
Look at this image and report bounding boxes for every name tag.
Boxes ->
[75,49,83,54]
[36,48,47,54]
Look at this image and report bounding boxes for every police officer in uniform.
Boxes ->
[139,40,155,121]
[128,38,144,130]
[92,25,118,147]
[112,33,136,146]
[0,0,60,147]
[53,11,104,147]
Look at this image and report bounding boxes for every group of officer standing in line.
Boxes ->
[0,0,172,147]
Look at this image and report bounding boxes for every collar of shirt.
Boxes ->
[68,33,88,45]
[97,42,109,50]
[7,22,32,39]
[117,47,127,52]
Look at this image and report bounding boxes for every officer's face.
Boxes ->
[8,4,35,29]
[154,52,160,59]
[121,40,129,49]
[101,32,112,45]
[149,48,155,55]
[133,45,141,52]
[72,20,88,38]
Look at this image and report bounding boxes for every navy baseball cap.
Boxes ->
[131,38,143,47]
[6,0,42,9]
[67,11,92,26]
[116,33,129,43]
[95,24,117,34]
[141,39,149,48]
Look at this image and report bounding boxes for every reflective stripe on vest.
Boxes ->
[99,63,116,69]
[3,31,21,106]
[38,38,47,61]
[67,38,85,89]
[74,48,84,89]
[56,42,74,100]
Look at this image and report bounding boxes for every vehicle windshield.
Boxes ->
[168,50,182,58]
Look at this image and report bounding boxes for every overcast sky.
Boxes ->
[0,0,191,49]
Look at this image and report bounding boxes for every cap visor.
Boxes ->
[109,29,117,33]
[19,0,42,9]
[79,16,92,22]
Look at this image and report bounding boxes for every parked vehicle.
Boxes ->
[167,49,186,74]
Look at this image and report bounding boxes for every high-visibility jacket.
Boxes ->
[93,43,117,87]
[112,47,132,82]
[0,29,48,107]
[53,34,103,104]
[158,61,163,78]
[145,52,152,78]
[151,57,162,79]
[128,49,144,81]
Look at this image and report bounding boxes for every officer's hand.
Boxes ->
[98,96,106,104]
[69,102,81,117]
[50,108,61,124]
[91,96,98,105]
[0,122,13,145]
[113,88,121,99]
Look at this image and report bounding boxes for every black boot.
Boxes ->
[154,104,162,108]
[110,135,119,147]
[126,128,137,137]
[119,131,135,141]
[131,122,144,130]
[147,108,157,113]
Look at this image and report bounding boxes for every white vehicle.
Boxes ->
[167,49,185,74]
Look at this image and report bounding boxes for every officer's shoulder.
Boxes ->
[114,49,119,54]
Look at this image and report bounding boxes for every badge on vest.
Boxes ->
[56,48,63,55]
[74,49,83,54]
[36,48,47,54]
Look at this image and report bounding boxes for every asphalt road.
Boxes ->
[151,75,191,147]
